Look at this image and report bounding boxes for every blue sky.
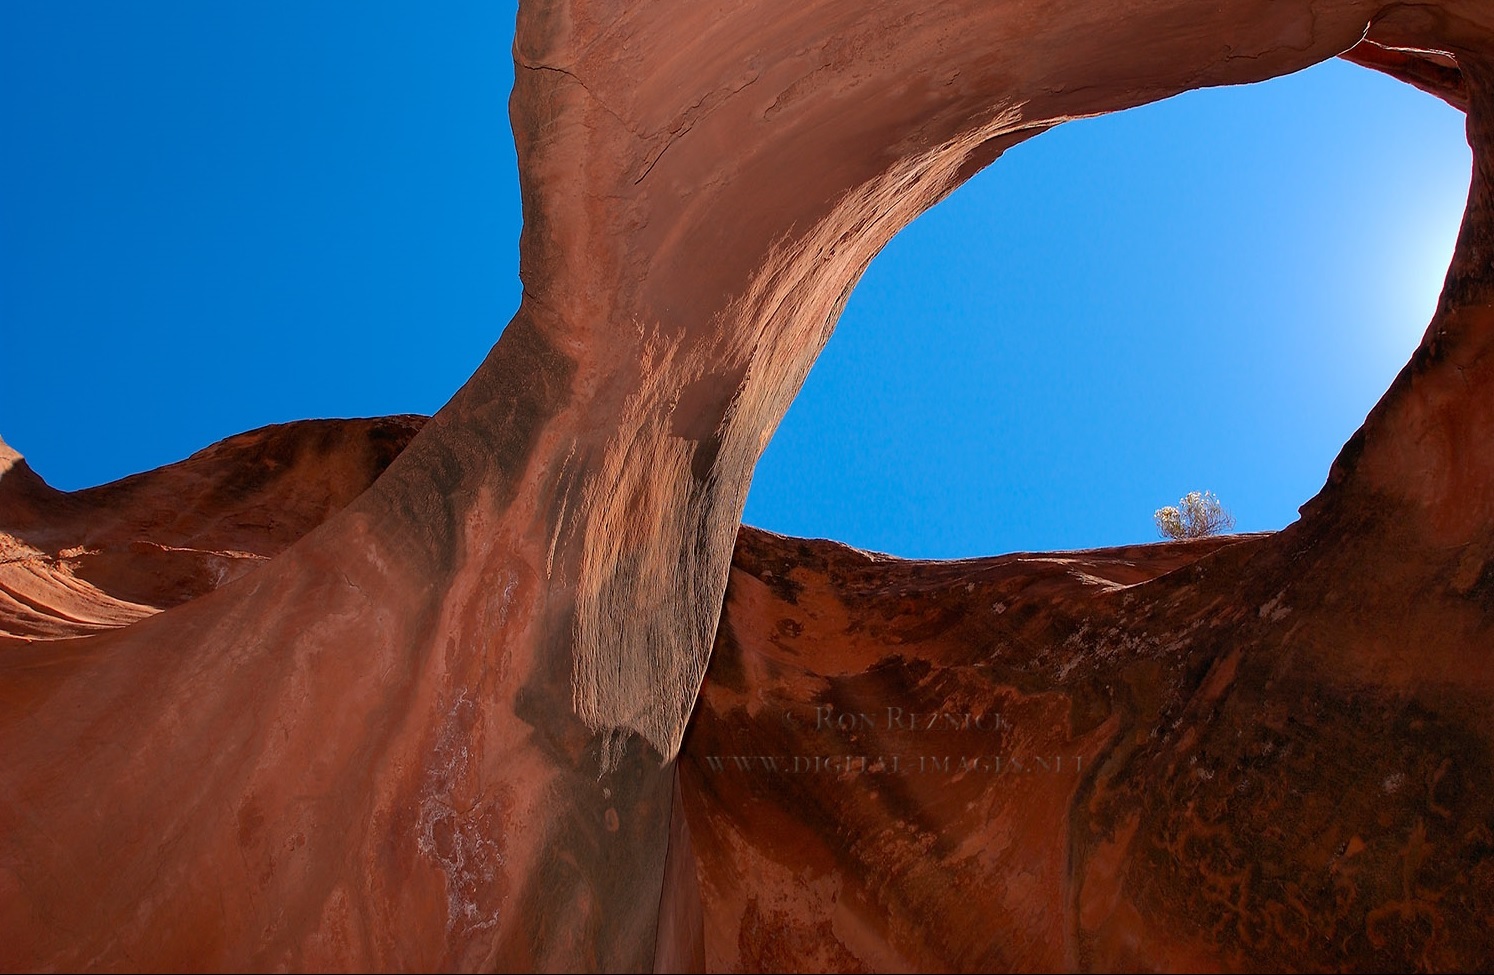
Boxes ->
[1,3,1472,559]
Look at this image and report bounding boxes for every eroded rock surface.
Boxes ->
[4,0,1494,970]
[682,525,1494,971]
[0,417,424,646]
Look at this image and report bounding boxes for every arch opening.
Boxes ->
[743,57,1472,559]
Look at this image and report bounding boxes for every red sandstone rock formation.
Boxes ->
[0,418,424,647]
[4,0,1494,971]
[684,526,1494,971]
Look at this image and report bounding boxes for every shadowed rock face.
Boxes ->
[3,0,1494,970]
[683,526,1494,971]
[0,418,425,645]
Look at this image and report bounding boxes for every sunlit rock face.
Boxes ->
[0,418,425,645]
[3,0,1494,970]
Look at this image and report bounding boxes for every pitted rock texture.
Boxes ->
[4,0,1494,970]
[682,526,1494,971]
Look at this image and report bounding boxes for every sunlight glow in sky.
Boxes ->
[744,59,1470,557]
[0,3,1473,560]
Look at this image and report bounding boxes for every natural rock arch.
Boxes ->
[2,0,1492,970]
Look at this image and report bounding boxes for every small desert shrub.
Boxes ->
[1154,491,1235,540]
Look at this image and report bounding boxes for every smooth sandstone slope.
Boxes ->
[0,418,424,646]
[3,0,1494,970]
[2,419,1270,970]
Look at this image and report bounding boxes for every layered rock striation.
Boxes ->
[0,418,424,646]
[4,0,1494,970]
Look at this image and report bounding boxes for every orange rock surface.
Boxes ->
[684,525,1494,971]
[4,0,1494,970]
[0,418,424,646]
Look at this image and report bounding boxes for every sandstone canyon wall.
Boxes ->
[0,418,425,647]
[4,0,1494,971]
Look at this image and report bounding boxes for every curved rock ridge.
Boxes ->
[0,417,425,645]
[3,0,1494,970]
[1343,38,1470,110]
[682,525,1494,971]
